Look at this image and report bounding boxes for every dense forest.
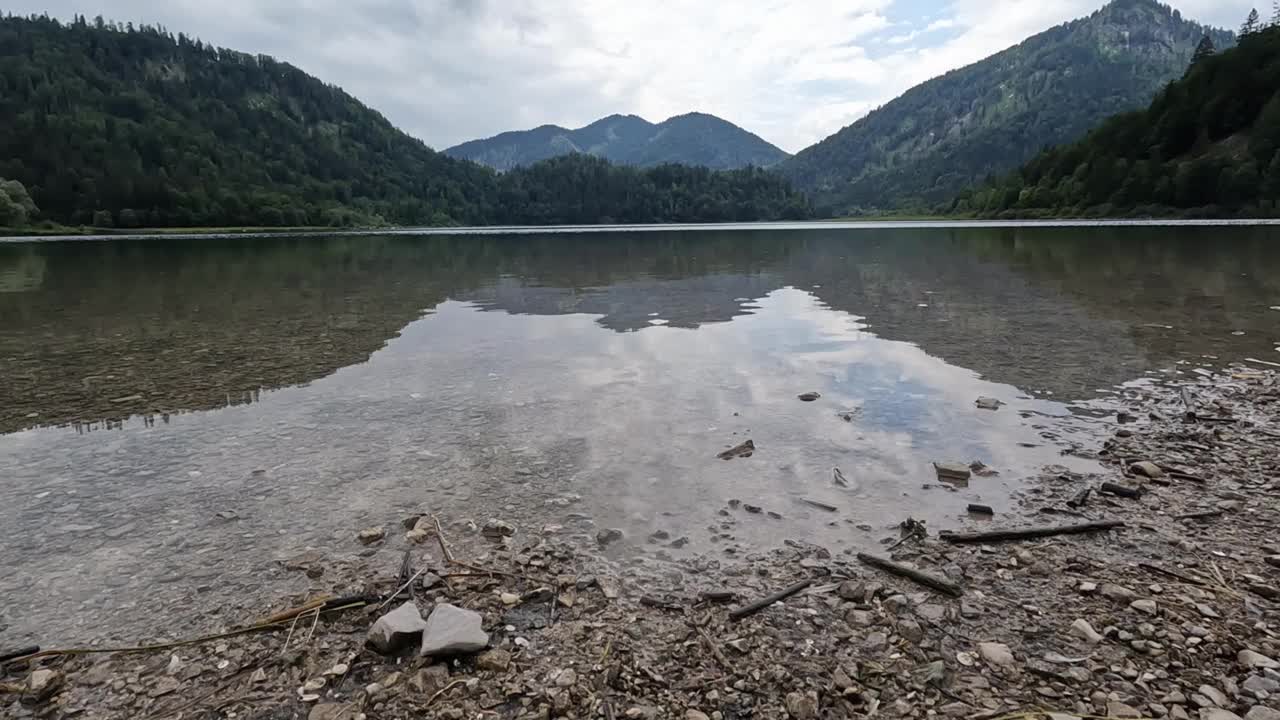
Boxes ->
[958,21,1280,217]
[779,0,1232,215]
[447,112,790,173]
[0,15,811,229]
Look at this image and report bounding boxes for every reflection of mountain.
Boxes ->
[4,226,1280,433]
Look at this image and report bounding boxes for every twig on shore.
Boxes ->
[856,553,963,597]
[729,578,813,620]
[375,567,430,613]
[1138,563,1207,587]
[425,679,468,707]
[940,520,1125,544]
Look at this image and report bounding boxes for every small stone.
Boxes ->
[25,670,62,702]
[149,676,180,698]
[836,580,865,601]
[934,462,972,481]
[1201,710,1243,720]
[1131,461,1165,478]
[862,632,888,652]
[1240,650,1280,670]
[978,642,1016,668]
[481,519,516,538]
[975,397,1002,410]
[1197,603,1221,619]
[798,392,821,402]
[500,592,520,606]
[1246,707,1280,720]
[1078,581,1098,594]
[476,649,511,672]
[420,604,489,656]
[1108,701,1144,718]
[1164,692,1189,705]
[785,690,819,719]
[1198,686,1229,707]
[1131,599,1159,615]
[596,528,624,546]
[367,601,427,654]
[554,669,577,687]
[846,609,874,627]
[1071,619,1104,644]
[357,526,385,545]
[1101,583,1139,602]
[898,618,925,644]
[686,711,711,720]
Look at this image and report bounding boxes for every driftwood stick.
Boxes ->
[729,578,812,620]
[857,553,963,597]
[1139,563,1207,587]
[940,520,1125,544]
[1176,508,1225,521]
[801,498,837,512]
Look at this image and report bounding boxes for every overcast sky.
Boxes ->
[7,0,1255,153]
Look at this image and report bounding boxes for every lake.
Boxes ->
[2,222,1279,645]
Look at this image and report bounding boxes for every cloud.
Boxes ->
[4,0,1254,153]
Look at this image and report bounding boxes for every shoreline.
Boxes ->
[4,367,1280,719]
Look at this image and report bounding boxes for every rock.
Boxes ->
[717,439,755,460]
[978,642,1016,668]
[357,526,385,545]
[1243,675,1279,697]
[476,649,511,672]
[1071,619,1104,644]
[420,603,488,656]
[846,609,874,627]
[626,708,660,720]
[1100,583,1139,602]
[309,704,358,720]
[596,528,624,546]
[25,670,61,702]
[1109,701,1144,718]
[1246,707,1280,720]
[836,580,865,601]
[798,392,821,402]
[1201,711,1243,720]
[1163,692,1189,705]
[500,592,520,606]
[898,618,925,644]
[553,669,577,687]
[1240,650,1280,669]
[408,665,450,695]
[481,519,516,539]
[934,462,972,481]
[976,397,1003,410]
[1131,461,1166,479]
[1131,599,1159,615]
[1197,603,1222,619]
[1265,556,1280,569]
[1199,686,1229,707]
[1078,581,1098,594]
[367,601,427,654]
[785,690,819,719]
[686,711,711,720]
[149,676,180,697]
[862,632,888,652]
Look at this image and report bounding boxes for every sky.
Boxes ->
[7,0,1257,153]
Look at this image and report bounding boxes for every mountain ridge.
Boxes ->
[445,112,790,172]
[779,0,1234,214]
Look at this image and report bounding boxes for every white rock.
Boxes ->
[978,642,1015,668]
[1200,710,1243,720]
[1246,707,1280,720]
[1240,650,1280,670]
[366,601,427,655]
[420,603,489,656]
[1071,619,1104,644]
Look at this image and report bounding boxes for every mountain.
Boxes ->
[959,25,1280,217]
[445,112,790,171]
[778,0,1234,214]
[0,15,810,229]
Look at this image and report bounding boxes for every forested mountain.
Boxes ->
[0,15,810,229]
[778,0,1233,214]
[446,113,790,172]
[958,24,1280,217]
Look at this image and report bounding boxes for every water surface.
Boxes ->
[2,224,1279,645]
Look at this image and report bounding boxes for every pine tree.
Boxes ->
[1190,35,1216,68]
[1273,0,1280,26]
[1242,8,1260,35]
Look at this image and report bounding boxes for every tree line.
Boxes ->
[0,14,811,230]
[955,16,1280,218]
